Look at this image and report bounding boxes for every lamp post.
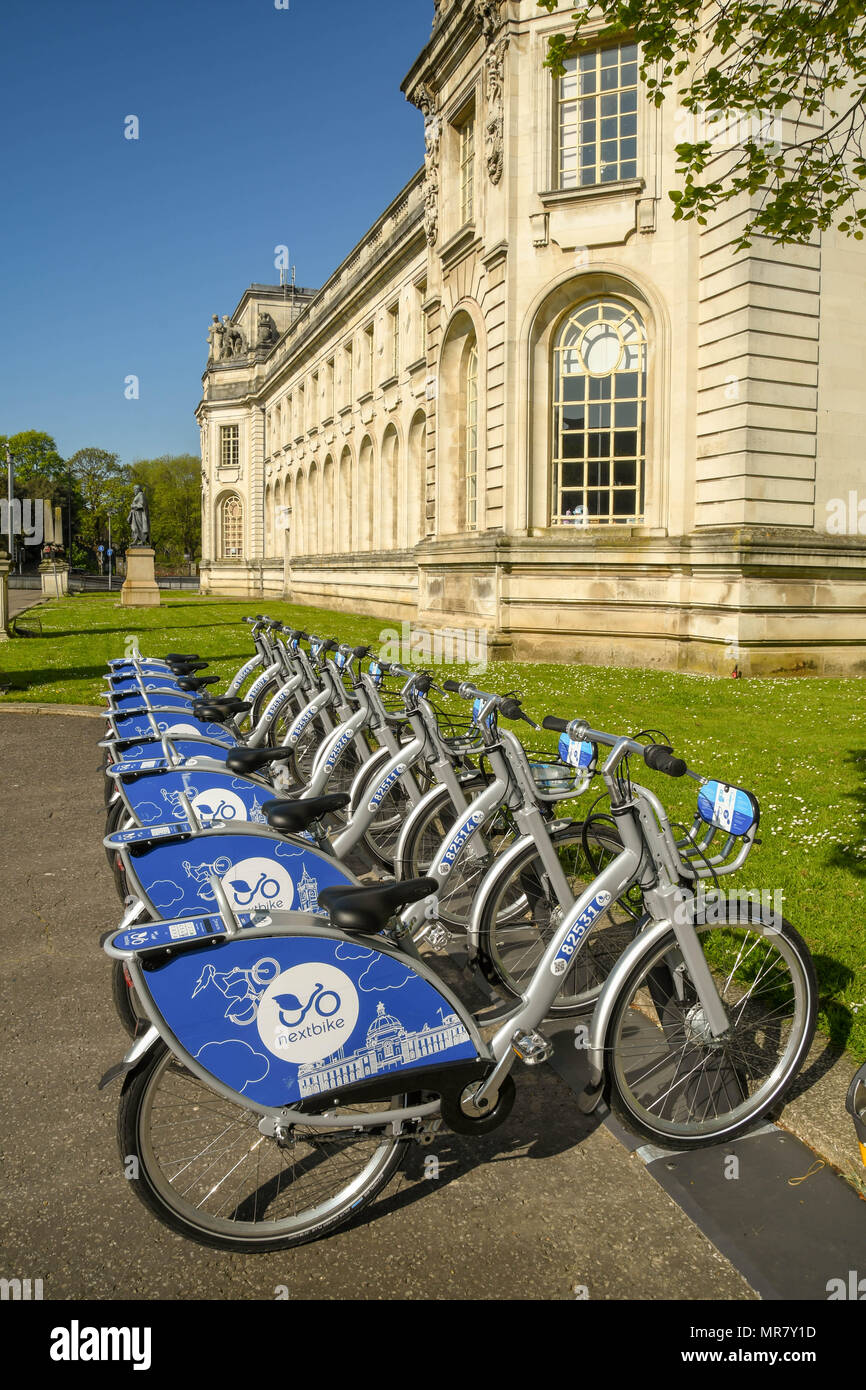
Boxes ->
[107,514,113,591]
[5,443,14,567]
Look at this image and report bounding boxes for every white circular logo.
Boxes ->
[191,788,247,825]
[257,963,359,1064]
[219,856,295,912]
[161,722,204,737]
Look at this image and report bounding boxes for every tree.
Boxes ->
[538,0,866,248]
[67,447,132,558]
[0,431,67,505]
[131,455,201,567]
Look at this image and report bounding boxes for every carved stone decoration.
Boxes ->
[218,315,246,360]
[474,0,503,42]
[207,314,225,362]
[484,32,508,184]
[410,83,442,248]
[257,310,279,347]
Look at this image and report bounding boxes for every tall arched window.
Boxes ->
[219,494,243,558]
[464,343,478,530]
[552,299,646,525]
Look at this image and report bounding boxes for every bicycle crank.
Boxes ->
[440,1074,516,1135]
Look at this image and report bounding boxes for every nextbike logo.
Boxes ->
[190,788,247,825]
[438,811,485,876]
[324,728,355,770]
[257,962,360,1064]
[551,891,612,974]
[288,705,317,744]
[220,856,295,911]
[368,762,407,811]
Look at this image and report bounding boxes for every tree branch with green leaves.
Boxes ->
[538,0,866,247]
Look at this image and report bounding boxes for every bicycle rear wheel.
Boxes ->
[118,1042,413,1251]
[478,823,641,1013]
[605,909,817,1147]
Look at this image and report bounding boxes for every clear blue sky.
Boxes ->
[0,0,432,466]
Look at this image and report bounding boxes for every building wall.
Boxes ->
[197,0,866,675]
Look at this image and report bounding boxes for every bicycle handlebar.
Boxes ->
[543,715,688,778]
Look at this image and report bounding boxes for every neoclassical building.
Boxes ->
[197,0,866,674]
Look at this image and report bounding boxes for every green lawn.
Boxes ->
[3,592,865,1061]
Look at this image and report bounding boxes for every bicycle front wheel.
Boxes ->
[118,1042,413,1251]
[605,909,817,1147]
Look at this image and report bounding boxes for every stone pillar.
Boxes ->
[120,548,161,607]
[39,559,69,597]
[0,546,10,639]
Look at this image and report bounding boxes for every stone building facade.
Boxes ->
[197,0,866,675]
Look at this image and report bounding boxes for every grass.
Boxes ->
[3,592,865,1062]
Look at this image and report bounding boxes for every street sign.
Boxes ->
[97,545,104,553]
[107,548,114,557]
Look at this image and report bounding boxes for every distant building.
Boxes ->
[197,1,866,675]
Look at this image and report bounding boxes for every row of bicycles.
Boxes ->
[99,615,821,1250]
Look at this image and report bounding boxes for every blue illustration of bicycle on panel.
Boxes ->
[192,956,281,1025]
[181,857,233,901]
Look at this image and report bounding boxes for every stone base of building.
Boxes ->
[198,527,866,677]
[121,549,161,607]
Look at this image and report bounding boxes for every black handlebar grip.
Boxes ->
[415,673,433,695]
[354,645,371,659]
[499,697,523,720]
[643,744,688,778]
[443,679,462,693]
[542,716,569,733]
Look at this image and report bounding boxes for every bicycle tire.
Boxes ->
[118,1041,414,1252]
[605,907,817,1147]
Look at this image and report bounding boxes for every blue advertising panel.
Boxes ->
[109,713,235,743]
[125,833,355,918]
[118,769,271,828]
[141,933,480,1108]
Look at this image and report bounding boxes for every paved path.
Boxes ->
[7,588,45,619]
[0,714,759,1301]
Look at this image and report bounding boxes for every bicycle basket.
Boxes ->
[527,736,596,801]
[676,779,760,878]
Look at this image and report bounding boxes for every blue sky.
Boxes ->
[0,0,432,465]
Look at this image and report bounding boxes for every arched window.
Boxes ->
[552,299,646,525]
[464,344,478,530]
[219,494,243,558]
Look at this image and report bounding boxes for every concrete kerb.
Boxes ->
[0,702,103,717]
[0,702,862,1197]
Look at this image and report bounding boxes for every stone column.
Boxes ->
[120,548,161,607]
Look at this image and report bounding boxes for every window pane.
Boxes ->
[552,299,647,525]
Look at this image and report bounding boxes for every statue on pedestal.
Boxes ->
[128,484,151,547]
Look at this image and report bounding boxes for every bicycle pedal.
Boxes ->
[426,925,451,951]
[511,1028,554,1066]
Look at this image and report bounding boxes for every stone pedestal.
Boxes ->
[120,548,161,607]
[39,559,69,597]
[0,548,10,639]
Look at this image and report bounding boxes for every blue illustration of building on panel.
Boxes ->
[296,1001,471,1097]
